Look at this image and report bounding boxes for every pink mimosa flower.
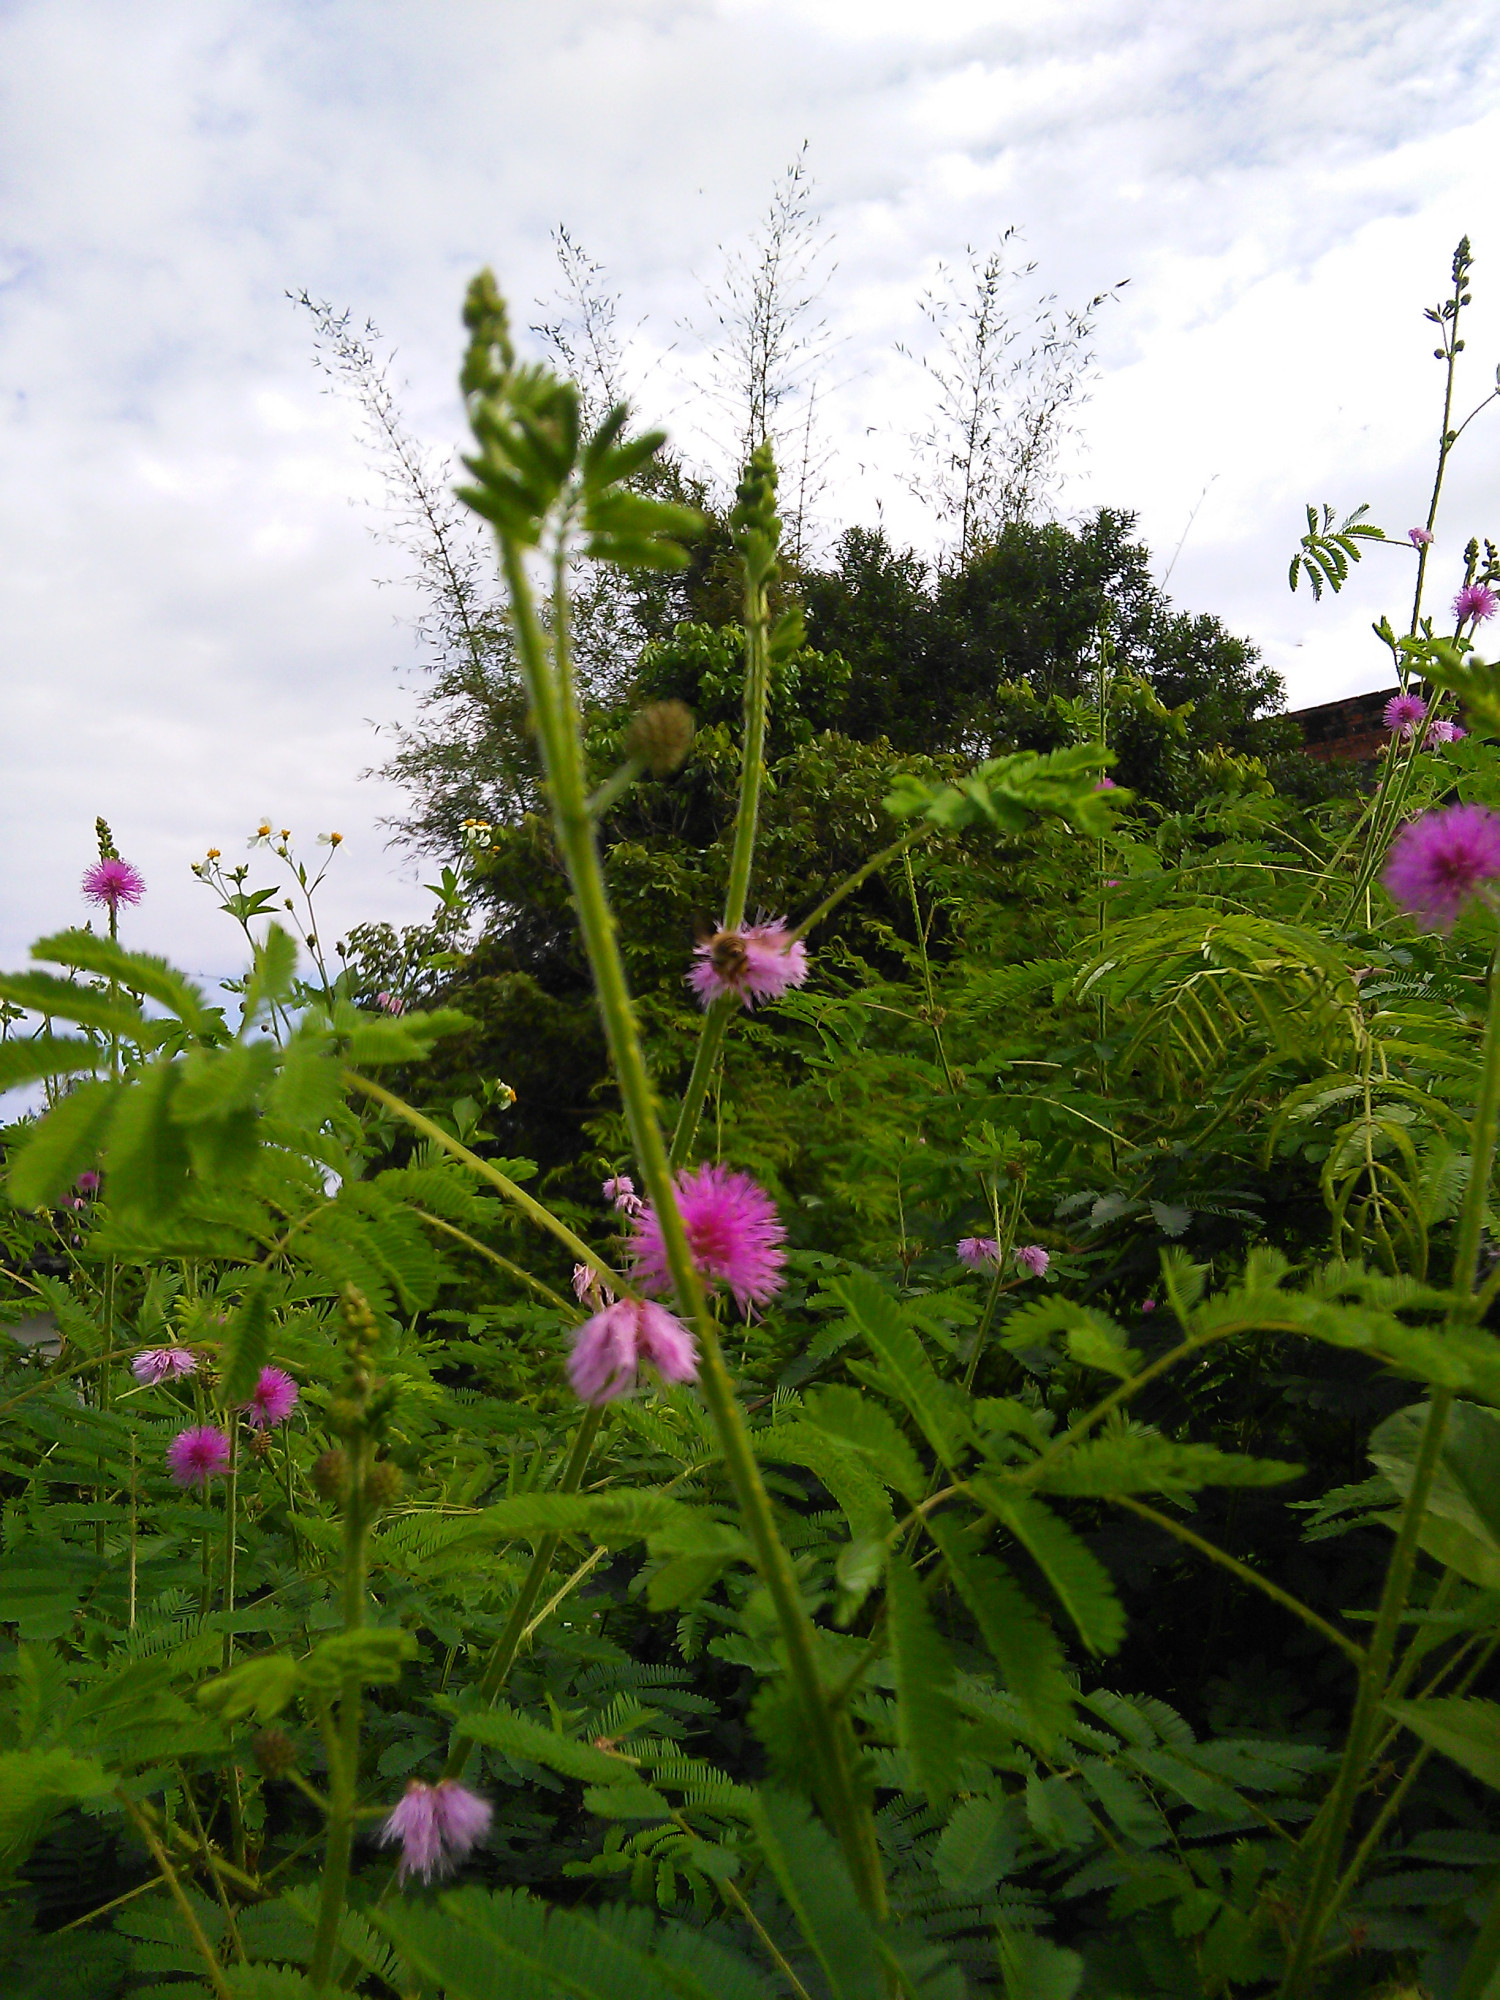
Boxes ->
[243,1366,299,1429]
[1383,692,1427,738]
[568,1298,699,1404]
[132,1347,197,1386]
[1454,583,1497,626]
[379,1779,490,1883]
[630,1164,787,1314]
[81,857,145,912]
[1383,803,1500,931]
[957,1237,1001,1268]
[1095,776,1117,790]
[689,919,810,1010]
[374,991,405,1015]
[1014,1244,1050,1278]
[1142,1298,1157,1313]
[602,1176,643,1218]
[76,1171,101,1194]
[167,1426,231,1488]
[572,1263,616,1310]
[1427,718,1466,745]
[1408,527,1434,547]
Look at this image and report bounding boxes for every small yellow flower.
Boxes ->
[206,847,221,859]
[329,831,343,845]
[257,822,272,837]
[280,828,291,840]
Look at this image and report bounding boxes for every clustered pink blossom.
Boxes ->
[572,1262,616,1310]
[1383,692,1427,738]
[132,1347,198,1386]
[1427,718,1466,746]
[957,1237,1001,1269]
[1095,775,1117,790]
[76,1170,101,1194]
[374,991,405,1015]
[1014,1244,1050,1278]
[630,1163,787,1315]
[1383,802,1500,932]
[167,1426,231,1488]
[81,857,145,912]
[379,1779,492,1883]
[602,1175,643,1218]
[568,1297,699,1404]
[243,1366,299,1429]
[1408,527,1434,548]
[688,919,810,1010]
[1454,582,1498,626]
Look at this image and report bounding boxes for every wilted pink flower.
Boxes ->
[1383,692,1427,737]
[1454,583,1497,626]
[1408,527,1434,547]
[1427,718,1466,745]
[572,1262,616,1310]
[568,1297,699,1403]
[631,1164,787,1314]
[1014,1244,1050,1278]
[81,857,145,912]
[132,1347,198,1386]
[379,1780,491,1883]
[689,919,810,1010]
[1383,802,1500,931]
[374,991,405,1015]
[602,1175,643,1218]
[76,1170,101,1194]
[167,1426,231,1488]
[243,1366,299,1429]
[957,1237,1001,1268]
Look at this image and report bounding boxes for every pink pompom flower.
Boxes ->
[1427,718,1466,745]
[132,1347,198,1386]
[167,1426,231,1488]
[1095,775,1117,790]
[379,1779,491,1883]
[76,1170,101,1195]
[1383,692,1427,738]
[957,1237,1001,1269]
[689,919,810,1010]
[1142,1298,1157,1313]
[602,1175,643,1218]
[1454,583,1497,626]
[243,1366,299,1429]
[631,1164,787,1314]
[1408,527,1434,547]
[1014,1244,1050,1278]
[568,1298,699,1404]
[1383,803,1500,931]
[81,857,145,912]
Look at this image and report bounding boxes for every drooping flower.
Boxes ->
[1014,1244,1050,1278]
[568,1298,699,1404]
[132,1347,197,1386]
[689,920,810,1010]
[374,991,405,1015]
[167,1425,231,1488]
[1383,802,1500,931]
[379,1778,490,1882]
[1408,527,1434,547]
[631,1164,787,1314]
[1383,692,1427,737]
[572,1262,616,1310]
[1454,583,1498,626]
[243,1366,299,1429]
[1427,717,1467,745]
[81,857,145,912]
[602,1175,643,1218]
[430,1779,492,1857]
[957,1237,1001,1269]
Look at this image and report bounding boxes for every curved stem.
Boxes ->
[118,1793,233,2000]
[410,1209,579,1315]
[669,999,733,1170]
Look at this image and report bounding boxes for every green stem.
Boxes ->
[1454,1853,1500,2000]
[309,1431,371,1992]
[722,552,772,935]
[221,1414,239,1672]
[443,1406,605,1779]
[670,999,734,1170]
[903,848,954,1093]
[785,830,923,947]
[118,1793,233,2000]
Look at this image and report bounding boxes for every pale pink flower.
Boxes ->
[1408,527,1434,547]
[1142,1298,1157,1313]
[379,1779,490,1883]
[571,1263,616,1310]
[374,991,405,1015]
[1427,718,1466,745]
[81,857,145,912]
[957,1237,1001,1268]
[167,1426,231,1488]
[1384,803,1500,931]
[1454,583,1497,626]
[243,1366,299,1429]
[132,1347,197,1385]
[602,1175,644,1218]
[1095,776,1117,790]
[1014,1244,1050,1278]
[1383,692,1427,738]
[689,919,809,1010]
[631,1164,787,1314]
[568,1298,699,1404]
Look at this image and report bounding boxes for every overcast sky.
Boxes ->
[2,0,1497,979]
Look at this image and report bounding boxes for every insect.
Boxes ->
[702,929,750,982]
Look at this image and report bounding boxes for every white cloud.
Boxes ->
[1,0,1497,976]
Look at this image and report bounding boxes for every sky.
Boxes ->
[1,0,1497,980]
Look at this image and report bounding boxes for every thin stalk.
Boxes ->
[178,1769,246,1963]
[670,1000,734,1170]
[309,1430,371,1992]
[784,829,924,946]
[118,1793,233,2000]
[443,1406,605,1778]
[722,544,772,935]
[411,1208,579,1314]
[903,849,954,1092]
[221,1414,239,1671]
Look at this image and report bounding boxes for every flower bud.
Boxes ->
[312,1447,348,1499]
[625,701,695,776]
[251,1726,297,1777]
[366,1459,405,1508]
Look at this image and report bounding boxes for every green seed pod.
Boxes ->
[625,701,695,776]
[312,1447,348,1499]
[251,1726,297,1778]
[366,1460,405,1508]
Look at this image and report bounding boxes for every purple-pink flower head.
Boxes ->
[957,1237,1001,1269]
[689,920,810,1011]
[75,1170,101,1195]
[1454,583,1498,626]
[572,1263,616,1310]
[1383,692,1427,738]
[1428,718,1466,746]
[1383,803,1500,932]
[1408,527,1434,548]
[243,1366,299,1429]
[81,857,145,912]
[602,1175,643,1218]
[1094,775,1117,790]
[631,1164,787,1314]
[379,1780,491,1884]
[568,1297,699,1404]
[1014,1244,1050,1279]
[167,1425,231,1488]
[374,991,405,1015]
[132,1347,197,1386]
